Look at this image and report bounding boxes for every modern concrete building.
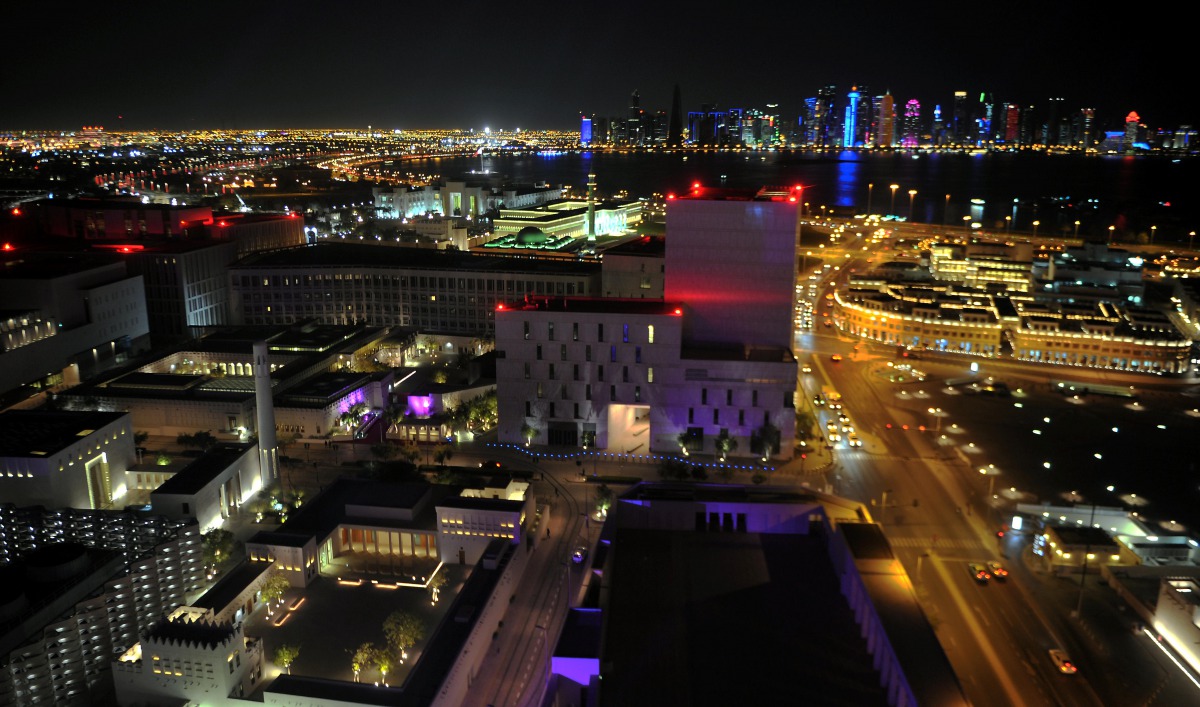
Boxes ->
[495,188,801,460]
[372,181,562,220]
[123,240,239,340]
[0,250,150,397]
[664,187,800,350]
[112,615,262,705]
[60,323,391,438]
[0,524,205,707]
[600,235,665,299]
[549,483,965,707]
[0,410,136,510]
[245,477,530,588]
[150,442,265,533]
[228,243,600,333]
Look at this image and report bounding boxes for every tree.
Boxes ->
[397,440,421,464]
[657,457,689,481]
[794,409,817,442]
[350,642,374,682]
[383,610,424,661]
[431,369,448,384]
[519,421,538,447]
[428,572,447,604]
[752,421,781,460]
[714,429,737,462]
[594,484,614,518]
[202,529,237,569]
[372,646,394,685]
[432,442,454,468]
[371,443,399,462]
[275,643,300,674]
[134,430,150,446]
[260,571,290,614]
[177,430,218,450]
[676,431,694,456]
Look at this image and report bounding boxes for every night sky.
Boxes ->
[2,2,1190,132]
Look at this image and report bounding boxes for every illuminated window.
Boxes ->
[648,325,655,344]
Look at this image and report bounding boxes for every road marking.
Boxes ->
[931,555,1026,705]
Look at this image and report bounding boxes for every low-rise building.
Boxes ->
[0,410,136,510]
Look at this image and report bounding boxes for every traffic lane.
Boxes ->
[973,562,1104,707]
[913,549,1033,707]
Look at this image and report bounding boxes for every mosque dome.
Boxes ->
[516,226,551,245]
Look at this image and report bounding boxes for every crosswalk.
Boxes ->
[886,535,987,552]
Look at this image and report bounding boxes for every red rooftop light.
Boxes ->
[692,182,700,189]
[11,208,21,216]
[673,308,682,315]
[666,193,676,200]
[496,303,505,311]
[2,243,13,251]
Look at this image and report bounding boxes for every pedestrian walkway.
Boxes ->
[887,534,987,552]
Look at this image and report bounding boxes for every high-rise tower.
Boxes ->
[668,84,683,147]
[252,341,278,483]
[844,88,861,147]
[902,99,921,147]
[876,92,895,147]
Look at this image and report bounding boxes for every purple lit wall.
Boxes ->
[337,388,366,415]
[407,394,435,418]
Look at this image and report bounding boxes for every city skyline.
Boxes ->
[1,2,1192,131]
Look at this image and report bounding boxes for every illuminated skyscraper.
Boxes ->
[580,114,593,145]
[932,104,946,145]
[1076,108,1095,148]
[902,99,921,147]
[975,93,993,145]
[1124,111,1140,153]
[1003,104,1020,144]
[1043,97,1064,146]
[875,92,895,147]
[952,91,968,144]
[843,88,861,147]
[668,84,683,147]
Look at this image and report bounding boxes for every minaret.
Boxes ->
[252,341,278,483]
[586,173,597,243]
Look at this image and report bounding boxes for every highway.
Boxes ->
[795,221,1108,706]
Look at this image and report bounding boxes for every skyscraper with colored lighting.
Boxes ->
[952,91,968,144]
[580,114,593,145]
[874,92,895,147]
[902,99,921,147]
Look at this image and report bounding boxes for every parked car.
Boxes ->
[571,546,588,564]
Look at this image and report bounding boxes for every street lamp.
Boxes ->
[943,194,950,227]
[1073,220,1080,238]
[1074,484,1116,618]
[1150,225,1157,244]
[889,184,899,216]
[1005,215,1011,234]
[978,465,1001,499]
[962,215,971,230]
[908,190,917,222]
[1032,220,1040,238]
[867,183,874,218]
[1108,225,1115,245]
[1191,231,1197,250]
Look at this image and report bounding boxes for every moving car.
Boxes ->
[1048,649,1077,674]
[847,433,862,447]
[986,561,1008,581]
[572,546,588,564]
[968,563,991,584]
[830,353,843,362]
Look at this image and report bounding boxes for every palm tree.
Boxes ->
[520,421,538,447]
[714,430,737,462]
